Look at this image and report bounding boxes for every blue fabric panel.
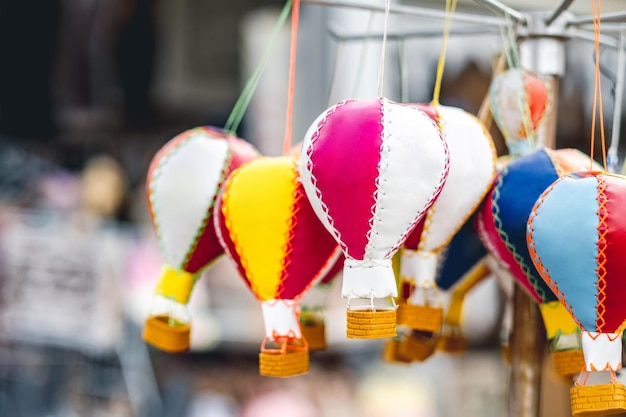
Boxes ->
[529,175,599,332]
[493,148,559,302]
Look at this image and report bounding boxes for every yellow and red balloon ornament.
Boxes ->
[143,126,259,353]
[389,103,496,362]
[300,98,450,339]
[215,156,339,377]
[528,171,626,417]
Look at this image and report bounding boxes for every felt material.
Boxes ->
[476,188,540,302]
[342,259,397,298]
[154,265,196,304]
[581,331,622,372]
[301,98,448,299]
[599,175,626,333]
[528,175,599,331]
[147,126,258,274]
[437,215,487,291]
[412,104,496,253]
[216,157,337,301]
[540,301,579,340]
[493,148,560,303]
[261,299,302,339]
[489,69,548,142]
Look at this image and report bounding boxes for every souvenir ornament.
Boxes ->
[298,254,343,351]
[143,126,258,353]
[476,148,595,376]
[528,172,626,416]
[216,156,338,377]
[395,104,495,360]
[490,68,550,156]
[300,98,449,339]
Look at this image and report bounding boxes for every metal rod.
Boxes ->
[570,11,626,26]
[570,28,620,48]
[301,0,508,26]
[472,0,526,23]
[327,25,500,41]
[608,27,626,173]
[545,0,575,26]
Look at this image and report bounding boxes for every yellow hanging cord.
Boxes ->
[444,259,490,328]
[431,0,458,105]
[590,0,607,171]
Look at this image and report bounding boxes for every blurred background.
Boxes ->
[0,0,624,416]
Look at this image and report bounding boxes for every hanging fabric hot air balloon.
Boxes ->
[393,103,495,360]
[215,156,338,377]
[300,98,450,339]
[490,68,551,157]
[143,126,259,353]
[298,254,343,351]
[476,147,598,376]
[528,172,626,416]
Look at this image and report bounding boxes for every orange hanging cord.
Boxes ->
[590,0,607,171]
[282,0,301,156]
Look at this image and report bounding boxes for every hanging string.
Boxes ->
[397,37,409,103]
[352,11,376,99]
[224,0,294,135]
[376,0,392,98]
[431,0,458,106]
[497,17,535,152]
[326,41,344,106]
[282,0,301,155]
[590,0,607,171]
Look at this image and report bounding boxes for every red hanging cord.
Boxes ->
[282,0,301,156]
[590,0,607,171]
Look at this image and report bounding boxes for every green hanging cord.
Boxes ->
[223,0,294,135]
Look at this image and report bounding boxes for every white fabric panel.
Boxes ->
[151,134,229,267]
[364,99,448,259]
[401,249,439,287]
[581,331,623,372]
[492,70,526,140]
[299,102,343,243]
[341,258,397,298]
[261,299,302,339]
[419,106,495,252]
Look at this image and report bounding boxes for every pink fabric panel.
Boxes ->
[308,99,383,260]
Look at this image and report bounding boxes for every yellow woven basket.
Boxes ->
[300,322,327,351]
[396,303,443,332]
[142,315,190,353]
[571,383,626,416]
[346,309,396,339]
[397,331,439,362]
[552,349,585,377]
[438,332,468,354]
[381,340,412,364]
[259,350,309,378]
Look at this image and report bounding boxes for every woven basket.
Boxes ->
[346,309,396,339]
[142,315,190,353]
[571,383,626,416]
[259,349,309,378]
[438,333,467,354]
[396,303,443,332]
[397,331,439,362]
[300,322,327,351]
[552,349,585,377]
[381,340,412,364]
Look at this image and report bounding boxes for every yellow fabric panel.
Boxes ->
[222,157,296,300]
[540,300,579,339]
[445,260,490,327]
[155,264,196,304]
